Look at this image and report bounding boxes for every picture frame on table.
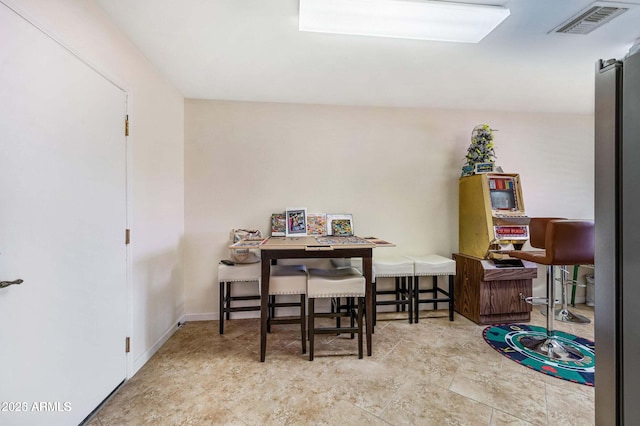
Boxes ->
[326,214,354,236]
[286,208,307,236]
[306,213,327,236]
[271,213,286,236]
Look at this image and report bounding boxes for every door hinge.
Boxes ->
[125,337,130,353]
[125,229,130,245]
[125,115,129,136]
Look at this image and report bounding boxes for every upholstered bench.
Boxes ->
[404,255,456,322]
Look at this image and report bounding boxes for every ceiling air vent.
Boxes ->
[551,2,630,35]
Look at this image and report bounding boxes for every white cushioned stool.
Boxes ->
[404,255,456,322]
[268,264,308,354]
[307,267,365,361]
[329,258,364,325]
[330,258,363,274]
[373,257,414,325]
[218,261,261,334]
[280,258,335,269]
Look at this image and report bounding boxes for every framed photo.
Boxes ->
[461,164,474,177]
[271,213,286,236]
[286,208,307,236]
[326,214,354,236]
[306,213,327,236]
[474,162,494,174]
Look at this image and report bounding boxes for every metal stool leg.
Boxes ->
[557,266,591,324]
[541,266,591,323]
[520,265,584,360]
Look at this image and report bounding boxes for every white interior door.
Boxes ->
[0,4,127,425]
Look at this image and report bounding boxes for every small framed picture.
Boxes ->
[326,214,354,236]
[286,208,307,236]
[306,213,327,236]
[474,162,494,174]
[461,164,474,177]
[271,213,286,237]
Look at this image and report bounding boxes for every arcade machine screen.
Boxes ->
[489,176,520,212]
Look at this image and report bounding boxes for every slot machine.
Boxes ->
[459,173,530,264]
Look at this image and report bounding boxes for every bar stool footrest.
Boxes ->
[523,296,548,306]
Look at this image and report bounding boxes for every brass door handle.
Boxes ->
[0,279,23,289]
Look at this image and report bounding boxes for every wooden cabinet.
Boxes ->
[453,253,536,325]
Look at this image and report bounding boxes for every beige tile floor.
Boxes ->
[88,305,595,425]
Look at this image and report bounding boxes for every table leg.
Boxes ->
[260,258,270,362]
[363,253,373,356]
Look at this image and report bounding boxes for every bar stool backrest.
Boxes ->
[544,220,595,266]
[529,217,566,249]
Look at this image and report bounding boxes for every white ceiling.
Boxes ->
[96,0,640,114]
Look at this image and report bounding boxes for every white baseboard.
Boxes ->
[130,314,186,377]
[183,311,260,322]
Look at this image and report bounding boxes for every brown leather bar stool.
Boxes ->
[529,217,565,250]
[509,219,594,360]
[527,217,591,324]
[523,217,565,307]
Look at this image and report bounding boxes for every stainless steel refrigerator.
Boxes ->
[595,47,640,425]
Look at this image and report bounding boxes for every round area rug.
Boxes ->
[483,324,595,386]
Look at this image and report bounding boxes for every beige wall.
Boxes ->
[5,0,596,401]
[184,99,594,317]
[6,0,186,374]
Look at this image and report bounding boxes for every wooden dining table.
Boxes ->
[255,236,392,362]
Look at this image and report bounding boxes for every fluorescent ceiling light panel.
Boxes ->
[299,0,510,43]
